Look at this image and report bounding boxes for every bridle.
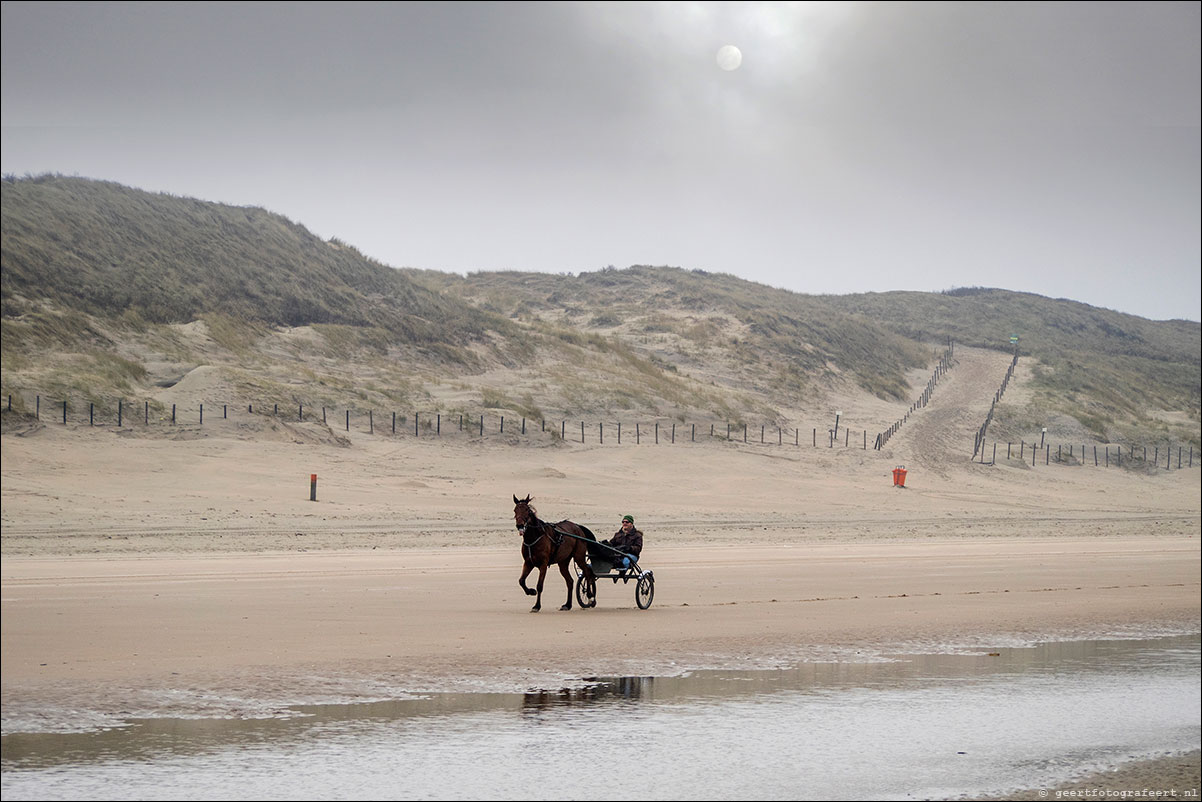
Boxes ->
[516,505,558,562]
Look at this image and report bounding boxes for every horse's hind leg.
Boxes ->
[578,548,596,585]
[558,561,574,611]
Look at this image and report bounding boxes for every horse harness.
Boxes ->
[519,517,568,563]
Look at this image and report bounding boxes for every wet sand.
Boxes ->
[3,538,1197,735]
[995,751,1200,801]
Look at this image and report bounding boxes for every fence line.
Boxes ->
[975,439,1194,471]
[3,391,876,451]
[874,340,957,450]
[973,346,1020,459]
[5,391,1194,470]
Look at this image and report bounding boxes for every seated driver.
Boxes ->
[603,514,643,574]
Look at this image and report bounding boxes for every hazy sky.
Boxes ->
[3,1,1199,321]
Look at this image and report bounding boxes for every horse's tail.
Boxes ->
[581,526,619,564]
[565,523,597,582]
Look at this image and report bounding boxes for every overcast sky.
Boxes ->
[3,1,1199,322]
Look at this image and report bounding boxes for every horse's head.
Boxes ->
[513,494,535,530]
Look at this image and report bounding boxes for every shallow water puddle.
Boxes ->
[2,634,1198,800]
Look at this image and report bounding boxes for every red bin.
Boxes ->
[892,466,907,487]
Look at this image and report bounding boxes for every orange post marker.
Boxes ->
[310,473,318,501]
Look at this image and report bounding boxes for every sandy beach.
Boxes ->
[2,418,1199,797]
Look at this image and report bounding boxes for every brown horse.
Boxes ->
[513,494,597,612]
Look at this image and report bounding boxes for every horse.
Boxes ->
[512,494,597,612]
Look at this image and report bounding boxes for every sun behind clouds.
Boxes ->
[716,44,742,70]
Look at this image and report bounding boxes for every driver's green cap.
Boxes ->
[622,515,634,523]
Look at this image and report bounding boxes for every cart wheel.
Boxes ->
[575,574,597,609]
[635,572,654,610]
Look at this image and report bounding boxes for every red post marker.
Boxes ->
[310,474,318,502]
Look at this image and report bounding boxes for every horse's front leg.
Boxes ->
[531,564,548,612]
[558,561,574,611]
[519,561,537,598]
